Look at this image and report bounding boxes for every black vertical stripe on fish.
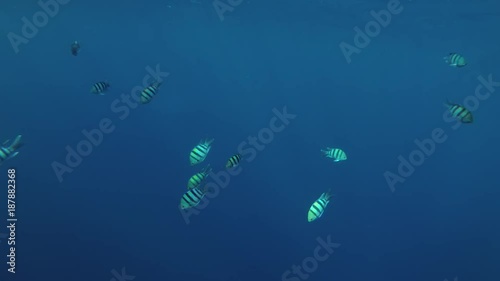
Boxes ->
[193,189,204,200]
[186,192,197,202]
[317,200,326,209]
[312,204,322,214]
[453,107,464,117]
[447,103,473,123]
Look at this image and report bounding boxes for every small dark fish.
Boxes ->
[226,154,242,168]
[91,81,110,95]
[71,41,80,56]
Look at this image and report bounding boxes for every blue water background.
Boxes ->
[0,0,499,280]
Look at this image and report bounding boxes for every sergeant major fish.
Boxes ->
[0,135,23,164]
[321,147,347,162]
[307,189,333,222]
[180,187,206,209]
[444,53,467,68]
[226,154,242,168]
[445,101,473,123]
[90,81,110,95]
[140,81,162,104]
[189,139,214,166]
[188,165,212,190]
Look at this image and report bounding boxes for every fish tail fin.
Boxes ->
[443,53,454,61]
[9,135,23,151]
[201,185,212,194]
[203,164,212,174]
[205,138,214,145]
[151,80,163,88]
[7,152,19,160]
[324,188,333,201]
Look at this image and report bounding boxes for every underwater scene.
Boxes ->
[1,0,499,280]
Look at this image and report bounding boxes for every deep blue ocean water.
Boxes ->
[1,0,499,280]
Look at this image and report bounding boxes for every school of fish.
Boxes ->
[1,47,474,223]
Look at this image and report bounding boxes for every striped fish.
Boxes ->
[321,147,347,162]
[0,135,23,165]
[189,139,214,166]
[140,81,162,104]
[187,165,212,190]
[307,189,333,222]
[444,53,467,67]
[446,101,473,123]
[90,81,110,95]
[180,187,205,209]
[226,154,242,168]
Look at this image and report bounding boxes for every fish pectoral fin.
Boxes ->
[10,135,22,150]
[8,152,19,159]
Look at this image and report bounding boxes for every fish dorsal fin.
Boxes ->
[444,99,453,108]
[324,188,333,201]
